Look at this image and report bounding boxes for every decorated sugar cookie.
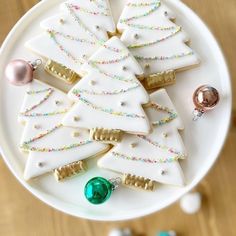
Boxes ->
[19,80,109,180]
[118,0,200,90]
[98,89,186,190]
[25,0,115,84]
[62,36,151,143]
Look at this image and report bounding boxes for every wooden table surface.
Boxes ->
[0,0,235,235]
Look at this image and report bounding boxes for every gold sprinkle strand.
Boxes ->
[143,70,176,90]
[90,128,123,143]
[45,60,80,84]
[54,160,86,181]
[123,174,155,191]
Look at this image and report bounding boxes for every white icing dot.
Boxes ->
[34,124,41,130]
[162,132,168,138]
[180,192,202,214]
[74,116,80,122]
[119,101,125,106]
[89,80,95,86]
[160,170,166,175]
[130,143,137,148]
[38,162,44,168]
[55,100,61,105]
[134,33,139,39]
[59,18,65,24]
[73,131,80,137]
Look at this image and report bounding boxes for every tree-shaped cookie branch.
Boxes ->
[62,36,151,143]
[19,80,109,181]
[25,0,115,84]
[98,89,186,191]
[117,0,200,90]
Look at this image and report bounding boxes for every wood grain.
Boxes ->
[0,0,235,235]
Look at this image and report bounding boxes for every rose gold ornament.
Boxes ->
[5,59,42,86]
[193,85,220,121]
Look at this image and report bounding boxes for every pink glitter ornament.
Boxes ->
[193,85,220,121]
[5,59,42,86]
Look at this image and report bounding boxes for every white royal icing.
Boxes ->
[25,0,115,75]
[62,36,151,135]
[117,0,200,76]
[18,79,73,145]
[98,89,186,186]
[19,80,109,180]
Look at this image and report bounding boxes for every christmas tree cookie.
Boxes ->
[62,36,151,143]
[25,0,115,84]
[19,80,109,181]
[117,0,200,90]
[98,89,186,190]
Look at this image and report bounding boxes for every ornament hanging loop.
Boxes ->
[29,59,42,71]
[109,177,122,191]
[192,108,204,121]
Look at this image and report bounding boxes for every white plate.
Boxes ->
[0,0,232,221]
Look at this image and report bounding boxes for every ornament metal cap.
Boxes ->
[84,176,121,205]
[192,85,220,121]
[5,59,42,86]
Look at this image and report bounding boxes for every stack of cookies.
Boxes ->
[19,0,200,191]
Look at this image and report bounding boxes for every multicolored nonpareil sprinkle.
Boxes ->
[135,51,195,61]
[128,27,181,49]
[72,85,139,96]
[119,0,195,61]
[21,124,93,152]
[120,1,161,23]
[71,4,110,16]
[21,88,69,117]
[89,53,130,65]
[47,3,128,64]
[112,151,182,164]
[72,94,146,119]
[137,135,185,157]
[89,62,138,84]
[21,88,53,114]
[148,102,177,126]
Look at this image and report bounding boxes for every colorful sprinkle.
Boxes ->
[135,51,195,61]
[72,85,139,96]
[128,27,182,49]
[112,151,183,164]
[20,88,69,117]
[71,4,110,17]
[147,102,177,126]
[89,62,138,84]
[137,135,185,157]
[73,94,146,119]
[21,124,93,152]
[119,0,195,61]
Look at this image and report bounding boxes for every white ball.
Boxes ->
[180,192,202,214]
[108,228,132,236]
